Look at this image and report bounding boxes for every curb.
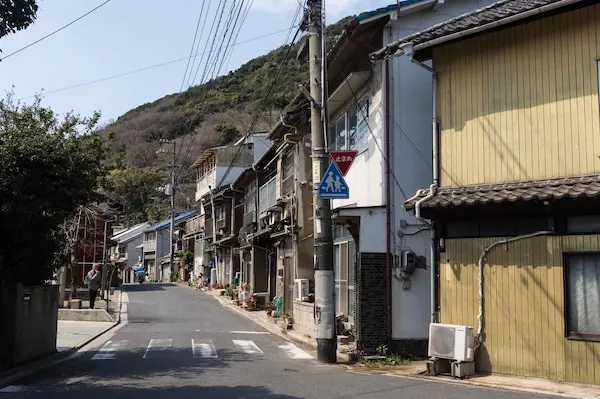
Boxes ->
[344,366,599,399]
[0,290,124,389]
[206,291,351,363]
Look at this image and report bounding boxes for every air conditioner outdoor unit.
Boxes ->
[428,323,475,362]
[294,279,309,301]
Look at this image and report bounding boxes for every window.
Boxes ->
[567,215,600,234]
[281,151,294,195]
[565,253,600,340]
[334,225,356,322]
[244,183,256,215]
[329,98,369,151]
[258,176,277,213]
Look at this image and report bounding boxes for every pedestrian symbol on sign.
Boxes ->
[318,163,349,199]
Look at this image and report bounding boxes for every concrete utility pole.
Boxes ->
[306,0,336,363]
[158,140,176,282]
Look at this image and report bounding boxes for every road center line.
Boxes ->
[233,340,263,355]
[192,339,218,358]
[91,340,128,360]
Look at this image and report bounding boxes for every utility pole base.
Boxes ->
[316,339,337,363]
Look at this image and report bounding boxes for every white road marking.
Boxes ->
[233,340,263,355]
[192,339,218,358]
[229,331,270,335]
[91,340,128,360]
[278,342,313,359]
[0,385,27,392]
[143,338,171,359]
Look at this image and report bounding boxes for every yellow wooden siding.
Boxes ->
[440,235,600,384]
[433,4,600,187]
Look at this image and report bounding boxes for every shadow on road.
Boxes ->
[19,385,304,398]
[122,283,175,292]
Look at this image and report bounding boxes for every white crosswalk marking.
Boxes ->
[92,340,128,360]
[233,340,263,355]
[229,331,270,335]
[143,338,172,359]
[278,342,313,359]
[192,339,218,358]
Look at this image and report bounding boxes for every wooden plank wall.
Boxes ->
[434,4,600,187]
[440,235,600,384]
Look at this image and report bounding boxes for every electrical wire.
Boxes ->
[16,27,295,101]
[0,0,112,62]
[212,2,304,189]
[185,0,214,89]
[179,1,209,92]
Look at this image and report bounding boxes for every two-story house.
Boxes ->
[143,210,197,282]
[371,0,600,385]
[311,0,498,355]
[110,222,148,283]
[183,213,206,281]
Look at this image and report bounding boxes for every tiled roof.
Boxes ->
[405,175,600,210]
[370,0,573,60]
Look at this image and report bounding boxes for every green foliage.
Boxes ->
[177,250,194,271]
[0,93,106,284]
[102,15,354,223]
[103,166,167,225]
[0,0,38,42]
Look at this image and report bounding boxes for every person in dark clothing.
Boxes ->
[85,263,102,309]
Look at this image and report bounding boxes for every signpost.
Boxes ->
[329,150,358,176]
[318,163,349,199]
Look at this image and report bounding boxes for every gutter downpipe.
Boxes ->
[384,58,392,346]
[408,52,438,324]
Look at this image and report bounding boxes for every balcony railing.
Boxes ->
[258,176,277,214]
[195,172,216,202]
[143,240,156,252]
[186,215,205,235]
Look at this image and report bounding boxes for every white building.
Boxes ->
[110,222,148,283]
[324,0,497,354]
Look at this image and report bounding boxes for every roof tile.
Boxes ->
[405,174,600,209]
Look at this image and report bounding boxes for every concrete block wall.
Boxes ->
[356,252,388,354]
[292,301,315,339]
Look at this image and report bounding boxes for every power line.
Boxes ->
[16,27,295,100]
[214,2,304,189]
[185,0,214,89]
[179,1,208,92]
[0,0,112,62]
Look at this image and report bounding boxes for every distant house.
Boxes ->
[110,222,149,283]
[371,0,600,384]
[143,210,197,282]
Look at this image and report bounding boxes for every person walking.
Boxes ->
[85,263,102,309]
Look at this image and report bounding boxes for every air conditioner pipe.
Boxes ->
[473,230,552,352]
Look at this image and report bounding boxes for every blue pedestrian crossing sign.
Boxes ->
[318,162,349,199]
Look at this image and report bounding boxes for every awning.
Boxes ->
[405,174,600,210]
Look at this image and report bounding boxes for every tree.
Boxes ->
[0,93,107,284]
[0,0,38,44]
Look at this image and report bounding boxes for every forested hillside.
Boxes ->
[102,16,353,225]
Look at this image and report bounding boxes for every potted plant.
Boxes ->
[284,313,294,329]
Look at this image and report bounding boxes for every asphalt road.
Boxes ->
[1,283,560,398]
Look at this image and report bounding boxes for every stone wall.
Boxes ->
[0,284,59,371]
[292,301,315,339]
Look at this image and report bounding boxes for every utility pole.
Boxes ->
[158,139,176,282]
[306,0,336,363]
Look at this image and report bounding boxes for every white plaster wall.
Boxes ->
[385,0,498,340]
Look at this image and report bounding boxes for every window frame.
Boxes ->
[329,97,369,152]
[563,251,600,342]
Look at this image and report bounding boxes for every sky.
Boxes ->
[0,0,387,124]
